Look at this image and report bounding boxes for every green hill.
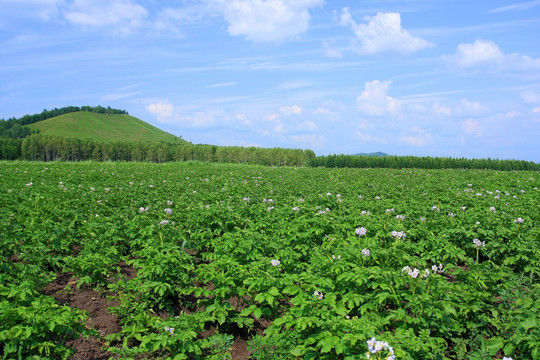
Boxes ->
[354,151,390,157]
[26,111,183,143]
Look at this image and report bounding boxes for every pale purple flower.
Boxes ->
[332,254,341,260]
[243,197,250,202]
[267,206,275,212]
[431,206,440,212]
[374,196,381,200]
[391,231,406,240]
[473,238,485,247]
[271,259,280,267]
[159,219,169,226]
[139,207,148,212]
[326,192,332,196]
[513,217,524,224]
[356,227,367,236]
[396,214,405,221]
[361,210,370,216]
[386,208,395,214]
[489,206,496,213]
[502,357,513,360]
[362,249,370,257]
[164,208,172,215]
[292,207,300,211]
[420,217,426,221]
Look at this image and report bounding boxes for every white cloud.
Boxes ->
[102,91,139,101]
[64,0,148,35]
[235,113,250,126]
[400,128,433,146]
[445,39,540,71]
[280,105,303,115]
[205,82,237,88]
[355,131,387,143]
[462,119,483,136]
[533,106,540,113]
[340,8,432,55]
[458,99,488,116]
[301,121,318,131]
[146,100,174,122]
[433,102,451,116]
[2,0,64,21]
[357,80,401,116]
[521,90,540,103]
[266,114,279,121]
[178,111,217,127]
[289,134,326,149]
[210,0,323,42]
[489,1,540,13]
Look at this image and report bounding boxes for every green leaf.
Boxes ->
[268,286,279,296]
[253,307,262,319]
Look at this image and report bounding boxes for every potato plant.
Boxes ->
[0,161,538,359]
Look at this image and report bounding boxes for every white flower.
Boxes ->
[489,206,496,213]
[396,214,405,221]
[336,194,341,198]
[502,357,513,360]
[243,197,250,202]
[386,208,395,214]
[514,217,524,224]
[164,326,175,334]
[139,207,148,212]
[167,200,173,205]
[362,249,370,257]
[327,192,332,196]
[271,259,280,267]
[448,212,455,218]
[420,217,426,221]
[164,208,172,214]
[391,231,406,240]
[461,206,466,211]
[361,210,370,216]
[356,227,367,236]
[374,196,381,200]
[292,207,300,211]
[473,238,485,247]
[267,206,275,212]
[431,206,440,212]
[159,219,169,226]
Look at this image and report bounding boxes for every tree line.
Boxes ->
[12,134,315,166]
[308,154,540,171]
[0,106,128,139]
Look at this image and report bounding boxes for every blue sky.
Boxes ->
[1,0,540,161]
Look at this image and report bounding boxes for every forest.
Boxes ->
[1,106,539,170]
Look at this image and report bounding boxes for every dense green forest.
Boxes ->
[310,154,540,171]
[1,107,538,170]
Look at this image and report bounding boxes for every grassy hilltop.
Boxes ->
[26,111,182,143]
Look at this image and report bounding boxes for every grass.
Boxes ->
[26,111,183,143]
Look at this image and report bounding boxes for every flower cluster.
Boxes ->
[489,206,496,213]
[402,266,429,279]
[431,205,440,212]
[431,263,444,273]
[473,238,485,247]
[332,254,341,260]
[159,219,169,226]
[313,290,324,300]
[362,249,370,257]
[243,197,250,202]
[292,207,300,212]
[271,259,280,267]
[366,337,395,360]
[139,207,148,212]
[356,227,367,236]
[395,214,405,221]
[513,217,524,224]
[164,326,175,334]
[448,212,455,218]
[164,208,172,214]
[361,210,370,216]
[263,198,274,203]
[267,206,275,212]
[391,230,406,240]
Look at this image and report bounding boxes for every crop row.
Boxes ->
[0,161,538,359]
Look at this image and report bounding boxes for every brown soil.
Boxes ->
[42,272,121,360]
[41,266,269,360]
